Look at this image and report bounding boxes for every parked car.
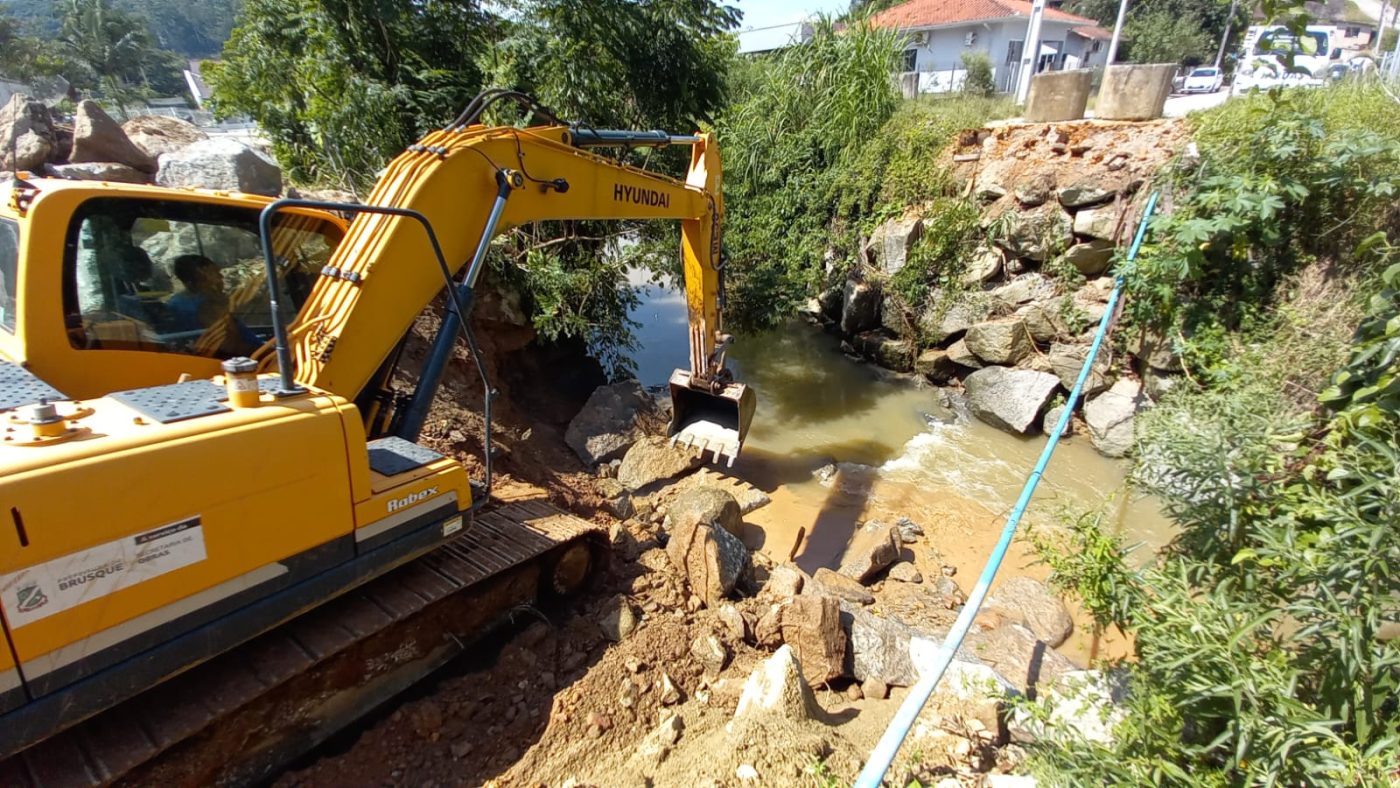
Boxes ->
[1180,67,1224,93]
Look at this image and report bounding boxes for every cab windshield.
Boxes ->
[63,198,342,358]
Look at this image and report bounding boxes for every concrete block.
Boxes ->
[1095,64,1176,121]
[1023,70,1093,122]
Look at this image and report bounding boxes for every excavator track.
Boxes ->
[0,490,605,788]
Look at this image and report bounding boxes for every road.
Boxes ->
[1163,89,1231,117]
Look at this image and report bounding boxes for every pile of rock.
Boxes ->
[0,94,282,195]
[808,138,1184,458]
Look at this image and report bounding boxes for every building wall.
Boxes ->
[899,19,1105,94]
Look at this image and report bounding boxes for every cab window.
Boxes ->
[0,218,17,333]
[64,198,341,358]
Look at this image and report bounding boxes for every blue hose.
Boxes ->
[854,191,1159,788]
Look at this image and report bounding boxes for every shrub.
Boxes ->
[721,21,1015,330]
[960,51,995,98]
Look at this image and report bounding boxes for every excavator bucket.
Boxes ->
[667,369,757,467]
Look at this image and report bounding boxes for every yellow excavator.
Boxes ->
[0,91,755,766]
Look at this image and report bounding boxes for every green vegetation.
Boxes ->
[0,0,238,56]
[960,51,996,99]
[0,0,191,111]
[719,20,1015,330]
[1066,0,1240,65]
[1028,81,1400,785]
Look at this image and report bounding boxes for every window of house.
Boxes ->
[63,198,342,359]
[1006,40,1024,66]
[1346,26,1359,37]
[1091,40,1102,53]
[0,219,17,333]
[901,48,918,71]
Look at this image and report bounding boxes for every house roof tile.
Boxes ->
[869,0,1100,29]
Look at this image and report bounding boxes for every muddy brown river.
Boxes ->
[628,274,1170,661]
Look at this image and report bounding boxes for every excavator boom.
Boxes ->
[281,122,753,462]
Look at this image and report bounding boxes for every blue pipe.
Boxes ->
[854,191,1159,788]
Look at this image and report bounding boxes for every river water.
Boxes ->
[627,274,1171,659]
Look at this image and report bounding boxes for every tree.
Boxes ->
[961,51,996,97]
[482,0,739,132]
[207,0,491,187]
[1124,7,1215,64]
[58,0,164,116]
[1066,0,1234,64]
[0,9,69,81]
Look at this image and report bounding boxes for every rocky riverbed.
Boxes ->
[814,118,1191,460]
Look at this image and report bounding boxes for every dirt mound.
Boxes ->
[948,118,1190,215]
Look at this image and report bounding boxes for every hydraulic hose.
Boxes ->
[854,191,1160,788]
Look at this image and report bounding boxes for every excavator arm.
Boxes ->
[274,120,754,464]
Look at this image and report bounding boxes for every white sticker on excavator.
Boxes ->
[0,517,207,628]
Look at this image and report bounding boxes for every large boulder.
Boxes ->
[965,319,1034,365]
[734,645,819,722]
[919,292,992,344]
[994,205,1072,262]
[1057,182,1116,209]
[974,177,1008,203]
[966,622,1078,694]
[1046,342,1113,396]
[667,510,750,608]
[1084,378,1147,458]
[856,332,914,372]
[927,660,1021,734]
[836,520,903,583]
[880,297,911,335]
[0,94,55,171]
[565,380,653,465]
[617,436,703,491]
[840,278,881,335]
[914,349,958,384]
[774,595,847,687]
[1011,669,1129,745]
[121,115,209,160]
[840,603,981,686]
[1126,328,1182,372]
[1013,172,1056,208]
[1061,239,1116,276]
[1019,300,1071,344]
[984,576,1074,648]
[964,366,1061,435]
[662,487,742,539]
[946,338,983,370]
[70,100,156,172]
[864,216,922,276]
[961,246,1003,285]
[807,568,875,606]
[47,162,148,184]
[156,137,283,196]
[989,274,1057,311]
[1072,205,1118,241]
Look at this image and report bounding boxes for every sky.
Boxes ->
[731,0,851,31]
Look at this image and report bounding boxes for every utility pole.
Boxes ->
[1376,0,1391,57]
[1390,24,1400,75]
[1213,0,1239,69]
[1106,0,1130,64]
[1015,0,1048,103]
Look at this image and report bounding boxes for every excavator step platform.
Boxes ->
[0,493,604,788]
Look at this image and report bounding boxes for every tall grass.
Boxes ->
[720,20,1016,330]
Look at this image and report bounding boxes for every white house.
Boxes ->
[869,0,1112,95]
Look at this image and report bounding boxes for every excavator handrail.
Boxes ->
[256,197,496,498]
